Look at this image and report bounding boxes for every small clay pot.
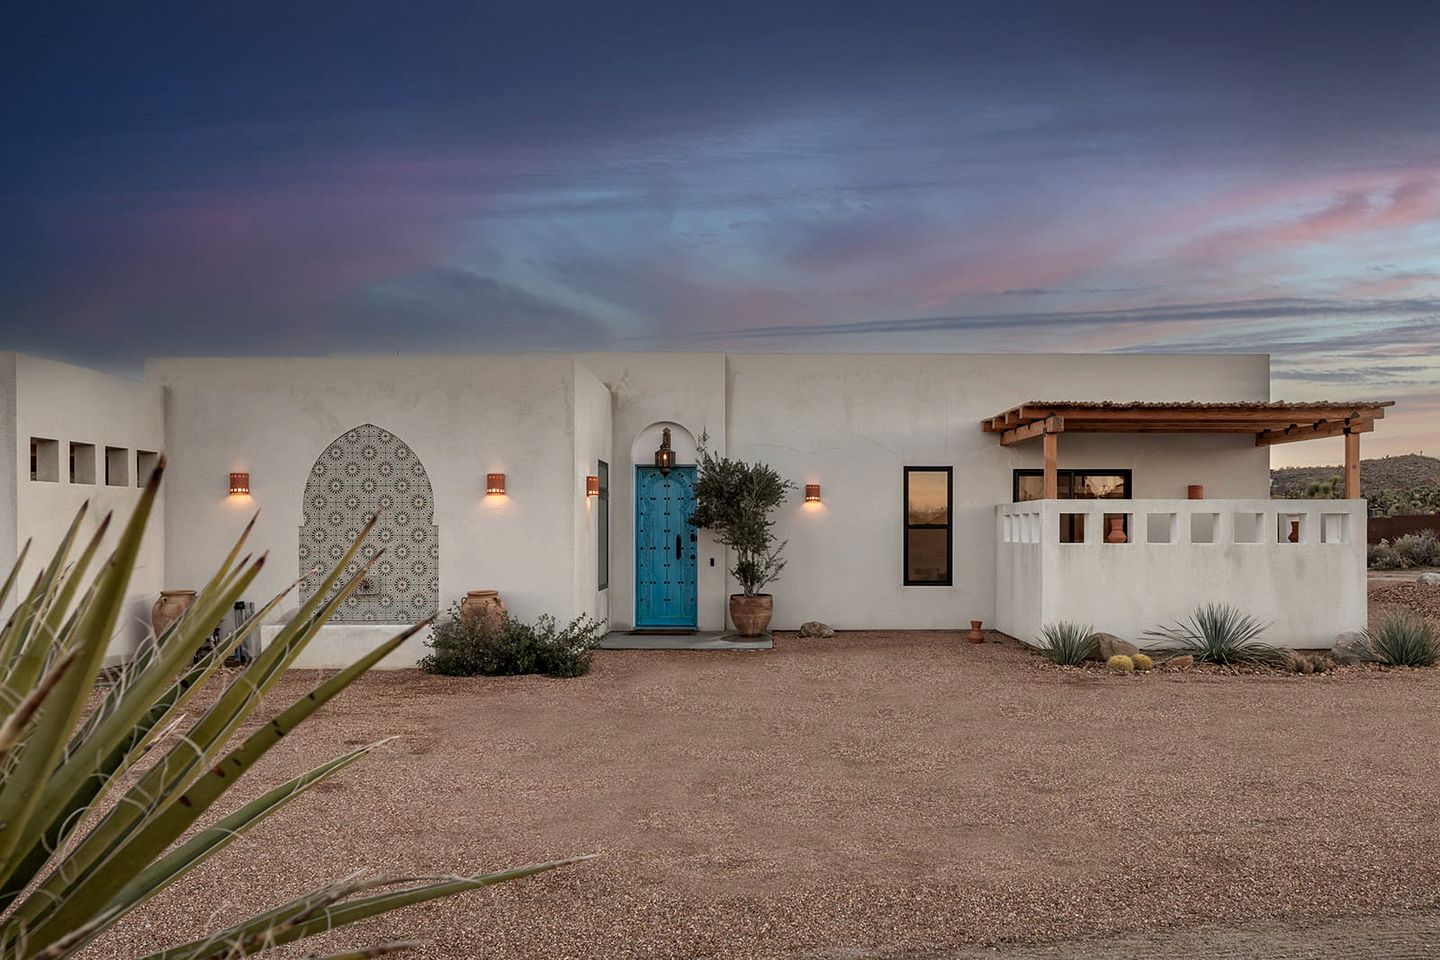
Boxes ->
[1105,516,1128,543]
[152,590,197,638]
[729,594,773,638]
[1187,484,1205,500]
[460,590,506,631]
[1288,519,1300,543]
[966,619,985,644]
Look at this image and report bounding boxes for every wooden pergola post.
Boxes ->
[1042,429,1059,499]
[1344,427,1361,499]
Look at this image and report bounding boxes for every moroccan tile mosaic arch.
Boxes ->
[298,423,439,622]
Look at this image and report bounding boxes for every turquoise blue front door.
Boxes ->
[635,466,698,628]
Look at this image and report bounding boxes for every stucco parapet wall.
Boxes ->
[995,499,1367,650]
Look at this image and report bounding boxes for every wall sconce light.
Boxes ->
[654,427,676,475]
[586,475,599,497]
[229,472,250,496]
[805,483,822,503]
[486,473,506,496]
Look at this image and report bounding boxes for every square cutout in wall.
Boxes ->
[69,442,96,485]
[1277,513,1305,544]
[136,450,159,486]
[1234,511,1263,543]
[1321,513,1349,544]
[1146,512,1177,544]
[30,438,58,482]
[1059,513,1087,543]
[105,446,129,487]
[1190,512,1220,544]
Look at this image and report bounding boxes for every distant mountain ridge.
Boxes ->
[1270,453,1440,498]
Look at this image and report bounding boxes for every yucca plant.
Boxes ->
[1037,621,1098,666]
[0,461,587,959]
[1143,603,1282,665]
[1364,612,1440,667]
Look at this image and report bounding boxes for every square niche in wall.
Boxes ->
[136,450,159,486]
[69,442,96,485]
[30,438,59,482]
[105,446,129,487]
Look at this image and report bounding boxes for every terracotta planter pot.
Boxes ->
[1105,516,1128,543]
[1187,484,1205,500]
[1288,519,1300,543]
[460,590,506,631]
[966,619,985,644]
[151,590,196,638]
[729,594,773,638]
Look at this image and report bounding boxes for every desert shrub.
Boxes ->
[1143,603,1283,665]
[422,605,605,678]
[0,465,584,959]
[1394,530,1440,568]
[1106,654,1135,674]
[1369,540,1404,570]
[1037,621,1097,665]
[1365,612,1440,667]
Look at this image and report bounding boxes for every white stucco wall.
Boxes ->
[580,354,732,631]
[997,498,1367,648]
[7,353,165,661]
[572,360,614,626]
[724,353,1272,631]
[148,355,594,667]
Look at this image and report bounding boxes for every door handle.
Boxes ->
[675,534,682,559]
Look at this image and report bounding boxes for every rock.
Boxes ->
[1331,631,1372,665]
[1165,654,1195,670]
[1097,633,1140,660]
[1417,572,1440,586]
[798,621,835,638]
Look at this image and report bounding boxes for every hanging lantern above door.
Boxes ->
[654,427,676,475]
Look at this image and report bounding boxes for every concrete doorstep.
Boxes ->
[597,630,773,650]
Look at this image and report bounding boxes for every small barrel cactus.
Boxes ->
[1106,654,1135,674]
[1132,652,1154,671]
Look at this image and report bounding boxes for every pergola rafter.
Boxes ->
[981,400,1395,499]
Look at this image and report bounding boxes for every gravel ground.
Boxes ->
[1369,575,1440,621]
[84,629,1440,960]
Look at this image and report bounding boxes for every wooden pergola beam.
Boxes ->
[1254,418,1374,447]
[1000,415,1063,446]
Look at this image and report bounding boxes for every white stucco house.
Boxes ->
[0,350,1390,667]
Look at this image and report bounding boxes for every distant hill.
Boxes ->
[1271,453,1440,499]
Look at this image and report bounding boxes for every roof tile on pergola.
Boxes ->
[980,399,1395,499]
[981,400,1393,446]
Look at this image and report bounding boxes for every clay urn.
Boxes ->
[1288,519,1300,543]
[151,590,197,638]
[966,619,986,644]
[1105,517,1128,543]
[729,594,773,638]
[460,590,506,631]
[1187,484,1205,500]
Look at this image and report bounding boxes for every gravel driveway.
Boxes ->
[89,631,1440,959]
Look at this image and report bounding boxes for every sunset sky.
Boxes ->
[3,2,1437,466]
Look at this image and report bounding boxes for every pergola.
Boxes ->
[980,400,1395,499]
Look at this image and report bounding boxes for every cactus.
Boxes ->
[1106,654,1135,674]
[1132,652,1154,671]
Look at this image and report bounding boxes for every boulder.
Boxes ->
[1097,633,1140,660]
[1331,631,1372,665]
[1164,654,1195,670]
[798,621,835,639]
[1417,572,1440,586]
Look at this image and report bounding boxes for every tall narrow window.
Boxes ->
[904,466,952,585]
[597,460,610,590]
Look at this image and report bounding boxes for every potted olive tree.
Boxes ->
[688,434,796,637]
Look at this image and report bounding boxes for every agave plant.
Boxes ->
[1143,603,1281,665]
[1037,621,1098,666]
[1364,612,1440,667]
[0,461,586,959]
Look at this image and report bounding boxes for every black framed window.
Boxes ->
[904,466,952,585]
[597,460,610,590]
[1013,469,1132,543]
